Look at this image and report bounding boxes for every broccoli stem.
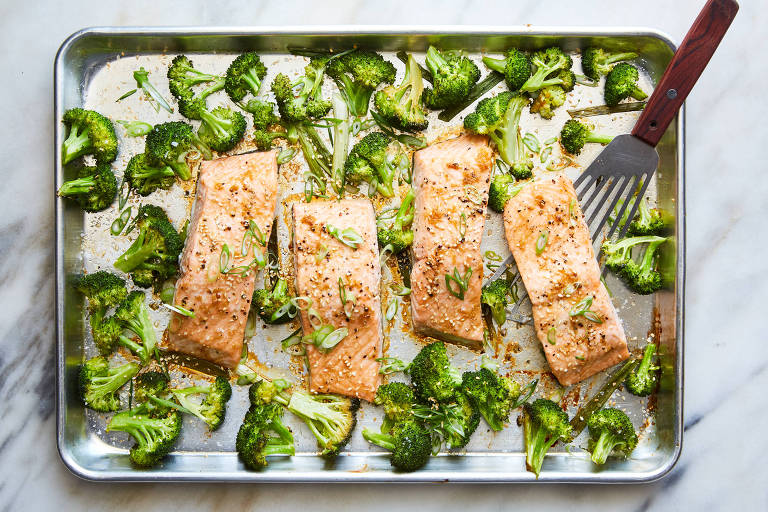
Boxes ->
[585,133,614,145]
[337,74,372,117]
[62,125,91,164]
[525,421,558,476]
[490,96,526,167]
[638,238,665,274]
[114,227,157,272]
[199,109,234,140]
[482,56,507,74]
[404,55,424,109]
[240,67,263,97]
[57,176,96,196]
[393,189,415,230]
[630,85,648,101]
[264,419,295,455]
[331,95,351,195]
[424,46,447,75]
[604,52,639,66]
[92,363,139,397]
[362,429,395,451]
[131,166,175,180]
[637,343,657,376]
[590,431,618,465]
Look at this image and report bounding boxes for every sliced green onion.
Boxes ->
[161,303,196,318]
[544,136,558,146]
[116,89,137,101]
[392,285,411,296]
[445,266,472,300]
[458,212,467,241]
[116,120,152,137]
[484,250,502,262]
[159,282,175,304]
[570,296,593,317]
[575,355,586,361]
[546,157,573,172]
[396,134,426,149]
[376,356,409,374]
[547,326,557,345]
[523,133,540,153]
[464,186,484,205]
[291,296,312,311]
[583,310,604,324]
[319,327,348,351]
[385,298,399,321]
[562,282,580,297]
[110,207,132,236]
[315,243,329,263]
[277,147,296,165]
[219,244,231,274]
[307,308,323,329]
[540,146,552,163]
[379,244,394,267]
[601,275,613,297]
[535,230,549,256]
[270,301,298,322]
[480,355,499,372]
[569,198,577,219]
[326,223,363,249]
[511,378,539,408]
[575,74,599,87]
[281,328,303,350]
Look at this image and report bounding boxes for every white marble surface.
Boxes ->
[1,0,765,510]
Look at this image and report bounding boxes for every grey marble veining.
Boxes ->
[1,0,766,510]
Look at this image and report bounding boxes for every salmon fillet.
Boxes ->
[410,134,494,348]
[167,150,279,368]
[503,174,629,386]
[292,199,382,402]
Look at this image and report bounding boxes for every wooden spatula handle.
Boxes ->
[632,0,738,146]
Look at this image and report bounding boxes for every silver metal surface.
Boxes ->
[55,26,685,483]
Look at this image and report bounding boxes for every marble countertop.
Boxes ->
[1,0,765,510]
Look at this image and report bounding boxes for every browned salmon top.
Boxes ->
[292,199,382,402]
[167,151,278,368]
[503,174,629,386]
[410,134,494,347]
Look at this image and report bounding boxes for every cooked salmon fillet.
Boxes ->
[503,174,629,386]
[167,150,279,368]
[292,199,382,401]
[410,134,494,348]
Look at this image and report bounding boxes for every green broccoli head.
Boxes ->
[107,406,182,467]
[134,369,170,403]
[114,204,183,290]
[172,376,233,431]
[124,153,176,196]
[252,278,293,324]
[529,85,566,119]
[604,63,648,106]
[114,290,158,363]
[559,119,614,155]
[57,163,117,212]
[482,49,531,91]
[286,390,359,458]
[625,343,660,396]
[325,50,396,116]
[422,46,481,110]
[461,367,521,431]
[248,379,280,406]
[344,131,396,197]
[362,420,432,472]
[374,382,416,425]
[373,54,429,132]
[271,61,332,124]
[168,55,221,99]
[236,401,295,470]
[522,398,572,477]
[248,100,281,130]
[487,174,529,213]
[586,408,638,465]
[628,197,668,236]
[224,52,268,102]
[89,314,122,355]
[520,47,573,94]
[481,278,514,326]
[377,188,415,253]
[619,237,667,295]
[79,356,139,412]
[75,270,128,312]
[581,48,639,81]
[253,128,287,151]
[145,121,206,180]
[409,341,461,404]
[464,91,529,169]
[197,106,247,153]
[61,108,118,165]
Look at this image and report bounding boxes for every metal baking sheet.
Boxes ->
[55,26,684,482]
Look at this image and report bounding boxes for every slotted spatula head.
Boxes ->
[572,134,659,241]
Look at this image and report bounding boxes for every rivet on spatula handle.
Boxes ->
[632,0,739,147]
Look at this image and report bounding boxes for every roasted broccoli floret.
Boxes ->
[224,52,268,103]
[520,47,574,94]
[124,153,176,196]
[197,106,247,153]
[604,63,648,106]
[628,197,668,236]
[61,108,118,165]
[134,369,169,403]
[413,392,479,450]
[168,55,222,99]
[625,343,660,396]
[461,367,521,431]
[581,47,638,81]
[114,290,159,364]
[113,204,183,290]
[464,92,532,174]
[75,271,128,313]
[377,189,415,253]
[79,356,139,412]
[488,174,529,213]
[481,277,515,326]
[559,119,614,155]
[172,376,232,430]
[422,46,480,110]
[374,382,416,428]
[362,420,432,471]
[89,315,123,355]
[529,85,567,120]
[107,404,182,467]
[325,50,396,117]
[619,236,667,295]
[601,235,664,276]
[252,278,293,324]
[522,398,572,477]
[344,132,396,197]
[482,49,531,91]
[284,390,359,458]
[236,402,295,469]
[57,163,117,212]
[409,341,461,404]
[145,121,209,180]
[271,60,332,123]
[586,408,638,465]
[373,53,429,132]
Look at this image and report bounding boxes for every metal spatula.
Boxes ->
[486,0,738,321]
